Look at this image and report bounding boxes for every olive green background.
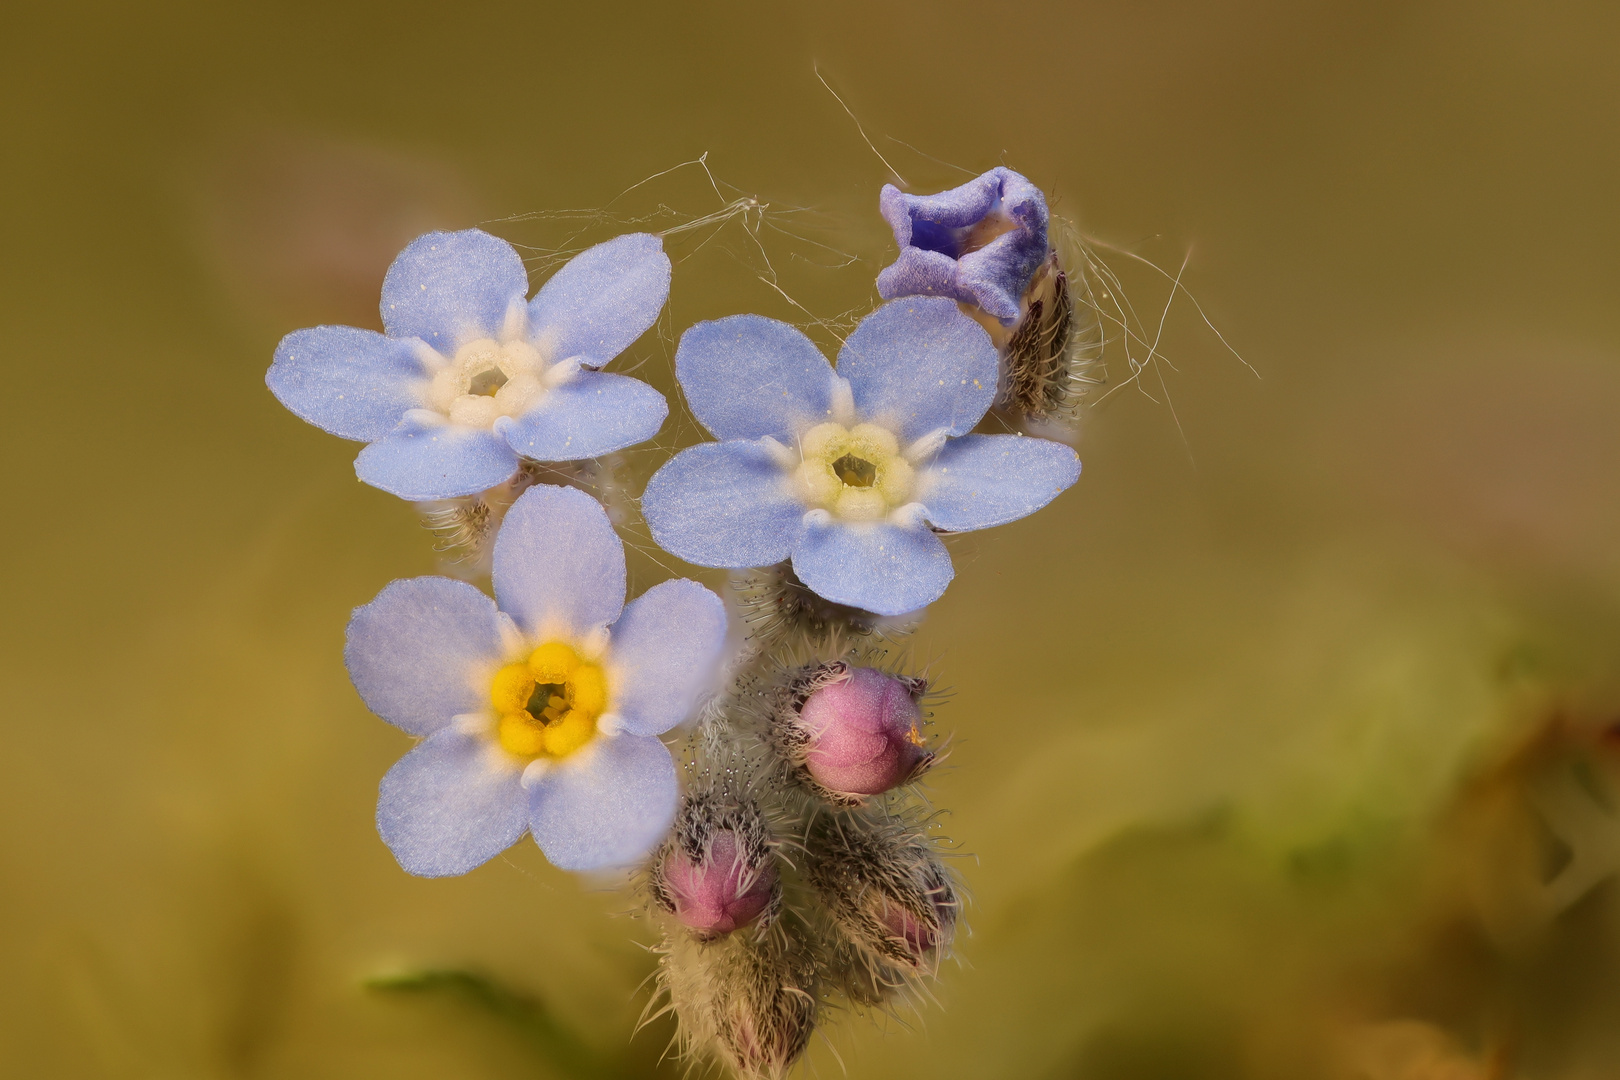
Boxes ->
[4,1,1620,1077]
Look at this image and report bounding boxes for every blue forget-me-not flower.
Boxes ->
[640,296,1080,617]
[876,167,1049,326]
[344,484,728,875]
[268,229,671,501]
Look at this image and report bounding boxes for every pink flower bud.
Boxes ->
[873,895,942,959]
[807,821,959,975]
[795,666,932,800]
[660,829,778,939]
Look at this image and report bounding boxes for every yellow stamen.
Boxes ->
[543,709,596,757]
[794,460,842,507]
[498,711,549,757]
[846,422,900,461]
[568,663,608,715]
[800,421,846,460]
[490,663,536,714]
[835,487,888,521]
[529,641,580,683]
[876,456,915,504]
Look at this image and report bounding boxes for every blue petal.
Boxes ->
[881,172,1000,247]
[345,576,504,736]
[377,728,528,878]
[491,484,626,639]
[527,233,670,366]
[956,229,1048,323]
[354,414,519,500]
[607,579,728,737]
[871,248,962,304]
[919,435,1080,532]
[642,441,804,568]
[381,229,529,350]
[494,371,667,461]
[791,518,953,616]
[675,315,837,441]
[836,297,998,444]
[876,168,1051,323]
[267,326,422,442]
[527,733,677,871]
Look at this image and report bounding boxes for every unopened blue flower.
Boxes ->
[876,167,1050,325]
[641,297,1080,617]
[268,229,671,501]
[344,484,728,875]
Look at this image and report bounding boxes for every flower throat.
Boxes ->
[489,642,607,759]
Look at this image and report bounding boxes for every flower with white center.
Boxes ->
[268,229,671,501]
[640,296,1081,616]
[875,167,1050,326]
[344,484,728,875]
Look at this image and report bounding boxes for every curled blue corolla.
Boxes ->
[344,485,728,875]
[876,167,1050,325]
[268,229,671,501]
[641,297,1080,616]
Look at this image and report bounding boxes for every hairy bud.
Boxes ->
[652,919,819,1080]
[661,829,778,938]
[808,820,959,974]
[651,794,780,941]
[776,663,933,805]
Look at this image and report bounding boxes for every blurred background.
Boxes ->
[4,1,1620,1076]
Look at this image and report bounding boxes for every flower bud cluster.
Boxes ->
[646,631,959,1079]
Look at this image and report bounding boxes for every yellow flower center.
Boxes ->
[425,338,548,429]
[488,641,609,760]
[793,421,915,521]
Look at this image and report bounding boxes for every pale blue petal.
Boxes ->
[528,733,677,871]
[791,518,953,617]
[491,484,626,639]
[377,728,528,878]
[919,435,1081,532]
[836,297,998,443]
[345,577,503,737]
[642,442,804,568]
[381,229,528,350]
[354,414,519,500]
[494,371,667,461]
[607,579,728,737]
[674,315,837,441]
[267,326,422,441]
[527,233,670,366]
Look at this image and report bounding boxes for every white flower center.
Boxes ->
[791,421,916,522]
[422,338,550,429]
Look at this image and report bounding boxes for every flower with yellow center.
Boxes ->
[644,297,1081,616]
[345,485,729,876]
[268,228,672,503]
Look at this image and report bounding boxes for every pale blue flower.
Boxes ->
[641,297,1080,616]
[268,229,671,501]
[344,484,728,875]
[876,167,1050,325]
